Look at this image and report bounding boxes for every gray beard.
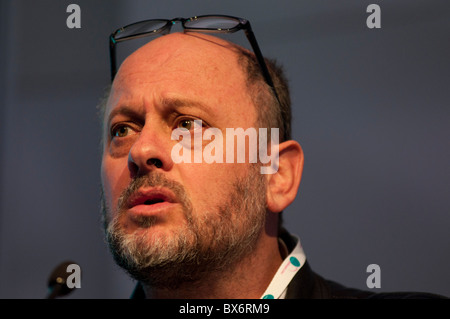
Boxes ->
[102,166,267,290]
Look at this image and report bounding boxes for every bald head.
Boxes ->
[100,31,291,143]
[108,32,257,126]
[117,32,246,77]
[114,32,251,97]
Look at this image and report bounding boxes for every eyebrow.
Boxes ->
[107,105,143,127]
[107,96,213,122]
[159,96,213,114]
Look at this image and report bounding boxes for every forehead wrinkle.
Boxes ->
[112,32,258,127]
[106,87,145,120]
[158,95,215,115]
[107,104,144,125]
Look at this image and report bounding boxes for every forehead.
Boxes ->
[106,33,257,125]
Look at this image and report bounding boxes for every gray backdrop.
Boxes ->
[1,0,449,298]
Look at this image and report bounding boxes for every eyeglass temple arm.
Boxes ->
[110,35,117,81]
[243,27,280,105]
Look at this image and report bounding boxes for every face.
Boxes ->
[101,33,267,288]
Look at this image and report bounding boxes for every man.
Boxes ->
[99,17,445,299]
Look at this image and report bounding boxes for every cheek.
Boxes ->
[101,156,129,213]
[179,162,247,208]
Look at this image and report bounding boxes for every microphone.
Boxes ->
[46,261,78,299]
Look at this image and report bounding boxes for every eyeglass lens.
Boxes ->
[185,16,241,30]
[115,20,170,40]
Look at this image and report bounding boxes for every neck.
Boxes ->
[143,232,283,299]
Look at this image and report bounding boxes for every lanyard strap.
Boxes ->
[260,235,306,299]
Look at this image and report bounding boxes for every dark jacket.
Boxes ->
[279,229,446,299]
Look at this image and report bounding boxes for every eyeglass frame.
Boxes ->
[108,15,281,105]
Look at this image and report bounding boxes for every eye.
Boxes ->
[111,124,137,138]
[178,119,192,130]
[176,119,202,131]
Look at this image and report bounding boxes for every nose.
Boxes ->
[128,125,174,178]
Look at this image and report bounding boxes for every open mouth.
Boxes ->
[127,189,175,210]
[125,190,176,218]
[143,198,165,205]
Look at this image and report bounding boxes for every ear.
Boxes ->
[265,140,304,213]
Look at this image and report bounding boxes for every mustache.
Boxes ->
[117,172,192,214]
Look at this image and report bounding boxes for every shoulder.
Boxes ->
[280,229,447,299]
[324,276,447,299]
[286,262,447,299]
